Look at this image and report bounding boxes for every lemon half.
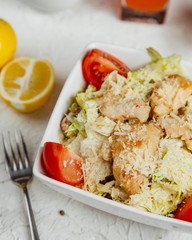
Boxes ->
[0,19,17,68]
[0,57,55,112]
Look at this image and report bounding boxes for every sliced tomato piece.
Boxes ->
[174,195,192,222]
[82,48,130,89]
[43,142,84,186]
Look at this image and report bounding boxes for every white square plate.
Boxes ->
[33,42,192,233]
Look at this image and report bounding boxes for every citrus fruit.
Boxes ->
[0,19,17,68]
[0,57,55,113]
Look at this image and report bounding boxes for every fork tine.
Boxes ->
[14,130,26,169]
[2,133,13,171]
[8,131,20,170]
[19,130,31,168]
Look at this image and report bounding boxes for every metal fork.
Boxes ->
[2,130,40,240]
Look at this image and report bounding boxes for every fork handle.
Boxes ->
[23,186,40,240]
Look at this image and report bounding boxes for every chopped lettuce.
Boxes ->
[65,112,86,137]
[153,138,192,194]
[65,99,98,138]
[147,47,162,62]
[68,102,79,112]
[76,85,97,107]
[97,181,128,201]
[128,183,183,215]
[127,48,186,100]
[82,100,98,123]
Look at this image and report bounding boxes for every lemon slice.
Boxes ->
[0,57,55,113]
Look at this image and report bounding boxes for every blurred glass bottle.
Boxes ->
[119,0,169,24]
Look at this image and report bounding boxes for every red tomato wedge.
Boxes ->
[174,195,192,222]
[82,48,130,89]
[43,142,84,186]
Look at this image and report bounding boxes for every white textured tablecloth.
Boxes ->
[1,0,192,239]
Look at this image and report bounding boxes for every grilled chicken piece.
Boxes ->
[112,122,162,196]
[96,92,150,123]
[150,74,192,117]
[158,113,192,151]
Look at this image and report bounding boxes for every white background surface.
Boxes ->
[0,0,192,239]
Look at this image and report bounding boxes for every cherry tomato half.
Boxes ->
[82,48,130,89]
[174,194,192,222]
[43,142,84,186]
